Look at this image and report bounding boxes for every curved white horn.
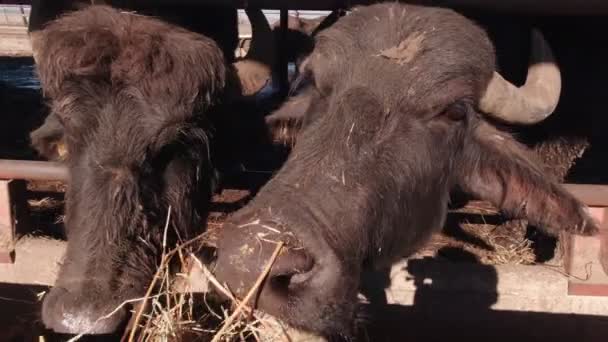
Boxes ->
[479,29,561,125]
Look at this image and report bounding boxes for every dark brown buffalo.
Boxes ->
[213,3,598,339]
[29,5,276,335]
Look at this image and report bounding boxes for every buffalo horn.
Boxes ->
[479,29,561,125]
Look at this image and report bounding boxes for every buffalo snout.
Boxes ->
[214,216,360,337]
[42,283,128,335]
[215,220,314,304]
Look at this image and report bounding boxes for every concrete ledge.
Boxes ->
[3,237,608,317]
[0,236,63,286]
[3,237,608,341]
[384,258,608,316]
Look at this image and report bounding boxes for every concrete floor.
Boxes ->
[2,237,608,341]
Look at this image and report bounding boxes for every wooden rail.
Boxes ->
[562,184,608,208]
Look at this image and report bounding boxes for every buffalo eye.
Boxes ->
[442,100,470,121]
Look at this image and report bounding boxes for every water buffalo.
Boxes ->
[29,5,276,335]
[213,3,599,339]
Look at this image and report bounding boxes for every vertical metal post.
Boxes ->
[278,8,289,97]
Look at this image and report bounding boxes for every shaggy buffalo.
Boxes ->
[29,5,276,335]
[213,3,599,338]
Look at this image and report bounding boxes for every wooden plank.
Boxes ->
[563,184,608,207]
[0,25,31,57]
[0,179,29,264]
[453,185,608,212]
[0,5,31,56]
[0,180,16,263]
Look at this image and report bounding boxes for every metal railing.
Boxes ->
[0,160,68,182]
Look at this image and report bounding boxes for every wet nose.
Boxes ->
[42,286,128,335]
[214,221,315,312]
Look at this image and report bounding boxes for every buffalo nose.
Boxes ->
[265,242,315,295]
[42,286,128,335]
[214,221,315,309]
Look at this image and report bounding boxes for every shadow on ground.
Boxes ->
[357,248,608,342]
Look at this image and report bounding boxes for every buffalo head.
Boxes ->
[214,3,597,338]
[30,5,276,335]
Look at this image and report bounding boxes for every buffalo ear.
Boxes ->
[30,113,67,161]
[265,85,321,146]
[456,120,598,236]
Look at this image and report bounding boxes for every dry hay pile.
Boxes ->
[414,200,542,266]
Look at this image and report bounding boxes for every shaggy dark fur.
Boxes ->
[28,1,239,64]
[30,5,244,334]
[213,3,599,339]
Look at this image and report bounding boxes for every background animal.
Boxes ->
[213,3,598,339]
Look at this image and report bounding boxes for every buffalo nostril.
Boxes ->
[215,220,316,303]
[267,248,315,293]
[269,274,293,296]
[269,268,313,295]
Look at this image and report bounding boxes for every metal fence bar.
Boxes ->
[0,160,68,182]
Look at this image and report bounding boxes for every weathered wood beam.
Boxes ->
[0,25,31,57]
[0,180,28,264]
[563,184,608,207]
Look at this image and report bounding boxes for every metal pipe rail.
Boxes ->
[2,157,608,204]
[0,159,68,182]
